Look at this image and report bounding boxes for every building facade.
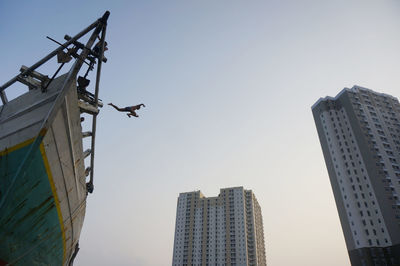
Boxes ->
[172,187,266,266]
[312,86,400,265]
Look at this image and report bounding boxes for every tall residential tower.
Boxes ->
[172,187,266,266]
[312,86,400,265]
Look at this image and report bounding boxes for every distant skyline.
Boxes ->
[1,1,400,265]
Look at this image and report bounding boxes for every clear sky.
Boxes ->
[1,1,400,265]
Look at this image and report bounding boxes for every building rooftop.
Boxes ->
[311,85,399,110]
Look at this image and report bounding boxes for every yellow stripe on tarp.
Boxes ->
[0,138,35,156]
[39,142,66,264]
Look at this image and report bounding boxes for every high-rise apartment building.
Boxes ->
[312,86,400,265]
[172,187,266,266]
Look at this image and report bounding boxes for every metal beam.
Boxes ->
[0,16,100,94]
[88,17,108,193]
[82,131,92,138]
[83,149,91,158]
[39,13,108,133]
[0,91,8,104]
[20,66,49,82]
[78,101,99,115]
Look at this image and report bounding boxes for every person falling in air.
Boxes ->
[108,103,145,118]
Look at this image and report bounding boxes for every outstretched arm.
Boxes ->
[132,103,146,110]
[108,103,124,112]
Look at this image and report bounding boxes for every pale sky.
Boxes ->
[1,1,400,265]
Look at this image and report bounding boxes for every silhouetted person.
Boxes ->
[108,103,145,118]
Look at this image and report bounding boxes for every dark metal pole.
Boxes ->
[88,21,107,193]
[68,243,80,266]
[0,91,7,104]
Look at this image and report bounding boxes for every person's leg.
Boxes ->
[129,111,138,117]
